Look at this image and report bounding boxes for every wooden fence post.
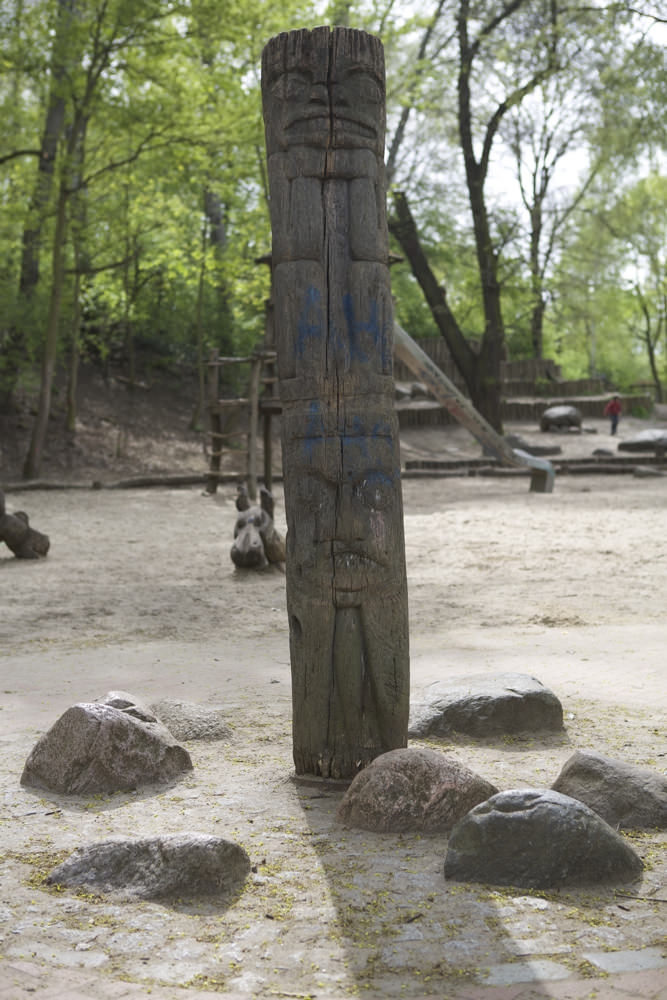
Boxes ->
[247,355,261,500]
[262,26,410,779]
[206,349,221,494]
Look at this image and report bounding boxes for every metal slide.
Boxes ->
[393,323,555,493]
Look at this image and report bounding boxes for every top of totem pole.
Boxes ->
[261,27,386,158]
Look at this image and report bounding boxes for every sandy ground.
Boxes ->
[1,417,666,998]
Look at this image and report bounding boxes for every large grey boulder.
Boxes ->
[618,429,667,452]
[150,698,231,741]
[444,789,643,889]
[409,673,563,738]
[552,751,667,830]
[337,748,498,833]
[540,405,582,432]
[20,700,192,795]
[46,834,250,900]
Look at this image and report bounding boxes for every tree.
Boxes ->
[386,0,570,430]
[503,9,667,360]
[600,175,666,398]
[6,0,314,475]
[545,172,667,394]
[24,0,188,476]
[0,0,76,409]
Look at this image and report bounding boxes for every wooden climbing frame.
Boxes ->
[204,348,279,497]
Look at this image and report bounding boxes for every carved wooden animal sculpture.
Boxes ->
[231,487,285,569]
[262,27,409,779]
[0,490,50,559]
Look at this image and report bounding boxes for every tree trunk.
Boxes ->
[458,143,505,432]
[190,221,207,431]
[529,203,545,359]
[0,0,76,411]
[23,178,69,479]
[456,0,506,432]
[203,187,234,353]
[66,270,82,435]
[390,191,507,428]
[262,27,410,779]
[639,292,663,404]
[66,118,88,434]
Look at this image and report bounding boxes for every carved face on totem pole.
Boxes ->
[284,404,402,607]
[262,27,385,156]
[262,27,409,780]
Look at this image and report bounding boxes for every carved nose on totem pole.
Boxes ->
[262,27,410,781]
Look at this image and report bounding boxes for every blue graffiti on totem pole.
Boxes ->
[296,286,324,360]
[296,287,390,370]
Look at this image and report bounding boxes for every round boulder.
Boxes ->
[540,405,582,432]
[338,748,498,833]
[150,698,231,741]
[409,672,563,738]
[444,789,644,889]
[20,702,192,795]
[552,751,667,830]
[618,429,667,452]
[46,833,251,900]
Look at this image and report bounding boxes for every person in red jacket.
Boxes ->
[604,394,622,435]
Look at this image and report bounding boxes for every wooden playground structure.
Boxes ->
[204,346,279,497]
[204,316,556,496]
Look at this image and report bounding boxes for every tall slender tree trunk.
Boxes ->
[23,179,69,479]
[190,221,208,431]
[203,187,233,352]
[457,5,505,432]
[66,119,88,433]
[529,205,545,359]
[0,0,75,411]
[639,292,663,403]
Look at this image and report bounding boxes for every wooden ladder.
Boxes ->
[204,349,280,496]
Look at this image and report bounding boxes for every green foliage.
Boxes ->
[0,0,311,407]
[1,0,665,428]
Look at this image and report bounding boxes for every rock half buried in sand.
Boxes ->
[618,429,667,452]
[150,698,231,741]
[46,833,250,900]
[20,702,192,795]
[444,789,644,889]
[408,673,563,738]
[337,748,498,833]
[552,751,667,830]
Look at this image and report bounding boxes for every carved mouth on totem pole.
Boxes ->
[332,547,387,607]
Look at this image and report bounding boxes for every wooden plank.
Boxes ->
[393,322,555,494]
[210,398,250,409]
[247,356,261,500]
[205,348,222,494]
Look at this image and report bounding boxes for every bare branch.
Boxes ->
[386,0,448,185]
[0,149,42,167]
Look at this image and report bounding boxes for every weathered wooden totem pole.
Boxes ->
[261,27,410,779]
